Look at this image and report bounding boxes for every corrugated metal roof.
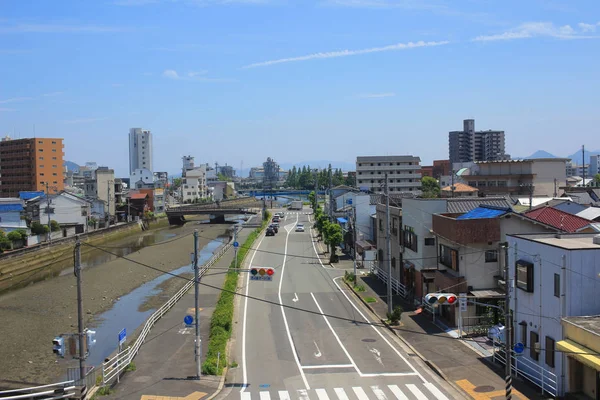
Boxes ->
[446,197,512,214]
[456,206,510,220]
[576,207,600,221]
[524,207,591,233]
[0,204,24,212]
[19,191,45,200]
[337,217,348,223]
[568,191,600,206]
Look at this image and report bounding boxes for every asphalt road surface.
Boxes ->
[223,209,461,400]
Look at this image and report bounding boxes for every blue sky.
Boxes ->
[1,0,599,177]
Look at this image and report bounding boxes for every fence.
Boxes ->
[67,366,97,389]
[0,381,77,400]
[101,240,232,385]
[460,315,495,336]
[494,346,558,397]
[369,262,406,298]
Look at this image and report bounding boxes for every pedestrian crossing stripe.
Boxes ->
[239,383,450,400]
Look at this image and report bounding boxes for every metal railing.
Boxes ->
[494,346,558,397]
[101,240,232,384]
[369,262,406,297]
[0,381,77,400]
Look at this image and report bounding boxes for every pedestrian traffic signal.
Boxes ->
[250,267,275,281]
[52,336,65,357]
[425,293,458,305]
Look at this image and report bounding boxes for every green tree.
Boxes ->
[30,221,49,235]
[421,176,441,198]
[217,173,232,182]
[308,191,316,209]
[173,177,182,187]
[344,173,356,187]
[0,231,11,251]
[324,222,343,263]
[595,174,600,184]
[7,230,27,242]
[50,220,60,232]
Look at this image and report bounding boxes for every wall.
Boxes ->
[40,194,88,226]
[0,209,28,232]
[375,203,402,284]
[531,159,568,197]
[96,169,115,216]
[34,138,65,193]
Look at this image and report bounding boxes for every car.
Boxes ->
[487,324,505,342]
[272,216,280,223]
[266,227,275,236]
[295,224,305,232]
[277,212,285,218]
[269,224,279,233]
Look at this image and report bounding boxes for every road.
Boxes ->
[222,209,462,400]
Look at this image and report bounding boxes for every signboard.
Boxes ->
[514,342,524,354]
[155,189,164,195]
[233,241,239,248]
[118,328,127,345]
[184,315,194,326]
[364,250,376,261]
[459,293,467,313]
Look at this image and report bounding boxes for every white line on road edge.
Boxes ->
[300,364,354,369]
[309,227,329,269]
[309,292,361,375]
[240,233,267,393]
[278,214,310,389]
[331,276,426,382]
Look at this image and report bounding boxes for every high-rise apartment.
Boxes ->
[356,155,422,193]
[0,137,65,197]
[449,119,507,164]
[129,128,153,174]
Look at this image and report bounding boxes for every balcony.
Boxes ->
[357,164,419,172]
[432,214,500,245]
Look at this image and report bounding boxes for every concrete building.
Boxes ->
[182,165,207,203]
[356,155,422,194]
[0,137,65,197]
[507,233,600,397]
[449,119,507,164]
[129,128,152,174]
[589,154,600,176]
[84,167,115,218]
[375,202,403,286]
[262,157,280,189]
[130,168,154,189]
[566,161,589,178]
[182,156,195,174]
[33,191,91,234]
[0,198,27,233]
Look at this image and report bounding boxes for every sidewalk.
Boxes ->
[332,255,550,400]
[105,227,253,400]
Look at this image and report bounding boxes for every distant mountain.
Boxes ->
[64,161,80,173]
[279,160,356,172]
[526,150,557,159]
[566,149,600,164]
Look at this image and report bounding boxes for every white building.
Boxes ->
[130,168,154,189]
[507,233,600,397]
[334,192,375,241]
[36,192,91,234]
[129,128,153,174]
[589,154,600,176]
[356,155,422,194]
[84,167,115,217]
[182,165,207,203]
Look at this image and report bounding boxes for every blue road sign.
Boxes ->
[233,241,239,248]
[118,328,126,345]
[347,199,352,205]
[514,342,524,354]
[184,315,194,325]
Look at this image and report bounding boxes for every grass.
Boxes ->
[354,284,366,292]
[230,361,239,368]
[364,296,377,303]
[125,362,136,372]
[96,386,113,396]
[202,211,271,376]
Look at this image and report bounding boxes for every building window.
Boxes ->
[439,244,459,271]
[530,331,539,361]
[39,157,43,160]
[379,219,383,231]
[485,250,498,262]
[392,218,398,235]
[545,336,555,367]
[52,149,56,152]
[497,180,507,187]
[52,165,57,168]
[38,140,43,144]
[403,229,418,252]
[554,274,560,298]
[391,257,396,268]
[520,321,527,347]
[39,149,43,152]
[40,173,44,176]
[516,260,534,292]
[424,238,435,246]
[358,163,362,167]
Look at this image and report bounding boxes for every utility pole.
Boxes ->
[329,166,333,221]
[385,172,392,315]
[353,204,357,284]
[503,242,512,400]
[127,197,131,222]
[451,170,456,198]
[107,180,112,226]
[46,182,52,243]
[528,184,533,212]
[74,237,86,381]
[582,145,586,187]
[314,169,318,209]
[193,230,201,378]
[233,225,238,270]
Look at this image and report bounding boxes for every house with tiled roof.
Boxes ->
[440,182,478,197]
[524,206,595,233]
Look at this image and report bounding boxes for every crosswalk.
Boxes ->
[285,212,312,215]
[240,383,450,400]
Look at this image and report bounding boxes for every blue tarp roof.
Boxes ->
[19,191,45,200]
[456,206,510,220]
[337,217,348,223]
[0,204,24,212]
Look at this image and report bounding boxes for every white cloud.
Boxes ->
[188,70,208,77]
[578,22,597,33]
[162,69,234,82]
[163,69,180,79]
[242,40,449,68]
[356,93,396,98]
[0,23,126,34]
[0,96,33,104]
[62,117,108,124]
[473,21,600,41]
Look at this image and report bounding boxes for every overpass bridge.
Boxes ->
[165,198,262,225]
[237,189,326,197]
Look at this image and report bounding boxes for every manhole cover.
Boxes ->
[361,338,376,343]
[473,386,495,393]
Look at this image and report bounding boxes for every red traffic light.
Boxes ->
[266,268,274,276]
[425,293,458,305]
[447,295,457,304]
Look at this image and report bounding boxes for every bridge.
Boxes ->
[237,189,326,197]
[165,198,262,225]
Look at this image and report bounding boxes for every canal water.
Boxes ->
[86,236,228,367]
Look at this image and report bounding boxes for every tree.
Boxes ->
[7,229,27,242]
[344,173,356,187]
[50,220,60,232]
[324,222,343,263]
[421,176,440,198]
[308,191,316,209]
[595,174,600,184]
[173,177,182,187]
[30,221,49,235]
[217,173,232,182]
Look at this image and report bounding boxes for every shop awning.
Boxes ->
[556,339,600,371]
[470,289,505,298]
[421,271,436,281]
[337,217,348,224]
[356,240,373,251]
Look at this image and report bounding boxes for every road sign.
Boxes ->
[250,267,275,281]
[514,342,524,354]
[184,315,194,326]
[118,328,126,345]
[346,199,352,205]
[459,293,467,312]
[233,241,239,248]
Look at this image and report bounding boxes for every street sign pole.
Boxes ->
[74,236,86,382]
[233,227,238,270]
[193,230,201,379]
[117,328,126,383]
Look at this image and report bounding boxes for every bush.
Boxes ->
[386,306,404,325]
[30,221,49,235]
[50,220,60,232]
[354,284,365,292]
[344,271,355,284]
[364,297,377,303]
[125,362,136,372]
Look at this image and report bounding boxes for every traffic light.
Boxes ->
[250,267,275,281]
[52,336,65,357]
[425,293,458,305]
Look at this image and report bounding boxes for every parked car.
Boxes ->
[269,224,279,233]
[266,227,275,236]
[296,224,305,232]
[487,324,505,343]
[272,216,280,223]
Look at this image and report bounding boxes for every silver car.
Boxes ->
[295,224,305,232]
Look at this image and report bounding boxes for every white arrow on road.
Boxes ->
[313,341,322,358]
[292,293,299,302]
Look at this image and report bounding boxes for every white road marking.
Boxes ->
[424,383,451,400]
[300,364,354,369]
[313,341,322,358]
[260,392,271,400]
[277,214,310,389]
[240,233,267,393]
[309,226,328,269]
[387,385,409,400]
[406,384,428,400]
[298,389,310,400]
[178,328,192,334]
[315,389,330,400]
[310,292,361,375]
[278,391,291,400]
[293,293,299,302]
[352,387,369,400]
[369,348,383,366]
[241,392,252,400]
[370,386,388,400]
[334,388,349,400]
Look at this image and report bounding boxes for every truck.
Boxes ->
[289,201,303,210]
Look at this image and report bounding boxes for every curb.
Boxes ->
[342,279,468,400]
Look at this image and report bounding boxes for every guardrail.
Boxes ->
[0,381,77,400]
[494,347,558,397]
[101,241,232,385]
[369,262,406,298]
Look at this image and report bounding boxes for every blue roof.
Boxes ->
[337,217,348,223]
[456,206,510,220]
[0,204,24,212]
[19,191,45,200]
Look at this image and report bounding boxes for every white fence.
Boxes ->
[101,241,232,384]
[494,347,558,398]
[0,381,77,400]
[369,262,406,298]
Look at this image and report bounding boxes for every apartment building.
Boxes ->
[129,128,152,174]
[182,164,208,203]
[356,155,422,194]
[449,119,507,164]
[589,155,600,176]
[84,167,116,218]
[0,137,65,198]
